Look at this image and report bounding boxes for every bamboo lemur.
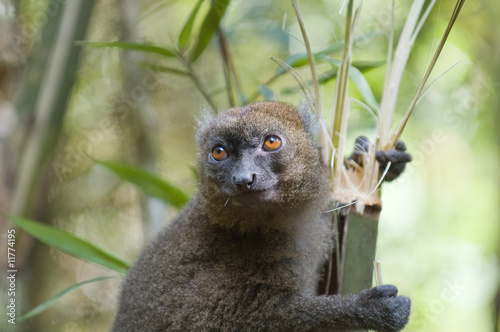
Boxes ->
[112,101,411,331]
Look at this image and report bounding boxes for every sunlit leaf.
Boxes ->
[9,215,130,273]
[18,276,115,322]
[189,0,231,62]
[323,57,380,111]
[178,0,205,50]
[349,66,379,111]
[77,41,177,57]
[97,160,190,209]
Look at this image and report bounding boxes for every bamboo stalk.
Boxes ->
[10,0,96,265]
[330,0,354,186]
[1,2,95,329]
[340,208,380,295]
[378,0,427,145]
[384,0,467,151]
[328,1,468,305]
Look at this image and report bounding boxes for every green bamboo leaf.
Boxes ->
[97,161,190,209]
[189,0,231,62]
[141,62,190,76]
[351,60,385,72]
[317,61,383,85]
[318,69,338,85]
[349,66,379,111]
[281,70,337,95]
[178,0,205,50]
[77,41,177,57]
[18,276,114,322]
[277,44,344,75]
[323,57,380,111]
[9,215,130,273]
[282,61,383,95]
[277,32,381,74]
[258,85,274,101]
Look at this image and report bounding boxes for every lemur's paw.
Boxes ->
[349,136,411,182]
[375,140,412,182]
[357,285,411,332]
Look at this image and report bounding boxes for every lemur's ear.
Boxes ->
[297,96,321,140]
[195,108,216,146]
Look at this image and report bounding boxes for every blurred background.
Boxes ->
[0,0,498,331]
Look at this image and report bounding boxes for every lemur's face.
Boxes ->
[197,102,326,209]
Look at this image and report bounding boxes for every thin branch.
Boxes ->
[351,98,378,122]
[417,60,470,104]
[375,260,383,286]
[185,60,217,112]
[269,55,312,98]
[218,26,245,105]
[292,0,320,113]
[217,26,235,107]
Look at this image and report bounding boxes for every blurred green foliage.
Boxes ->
[4,0,499,331]
[10,215,130,273]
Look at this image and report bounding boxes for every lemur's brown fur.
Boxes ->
[112,102,410,332]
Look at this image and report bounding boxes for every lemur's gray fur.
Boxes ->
[112,102,411,331]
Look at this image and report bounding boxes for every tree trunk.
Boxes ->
[1,2,96,330]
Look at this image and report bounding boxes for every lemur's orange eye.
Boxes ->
[212,146,228,161]
[263,135,282,151]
